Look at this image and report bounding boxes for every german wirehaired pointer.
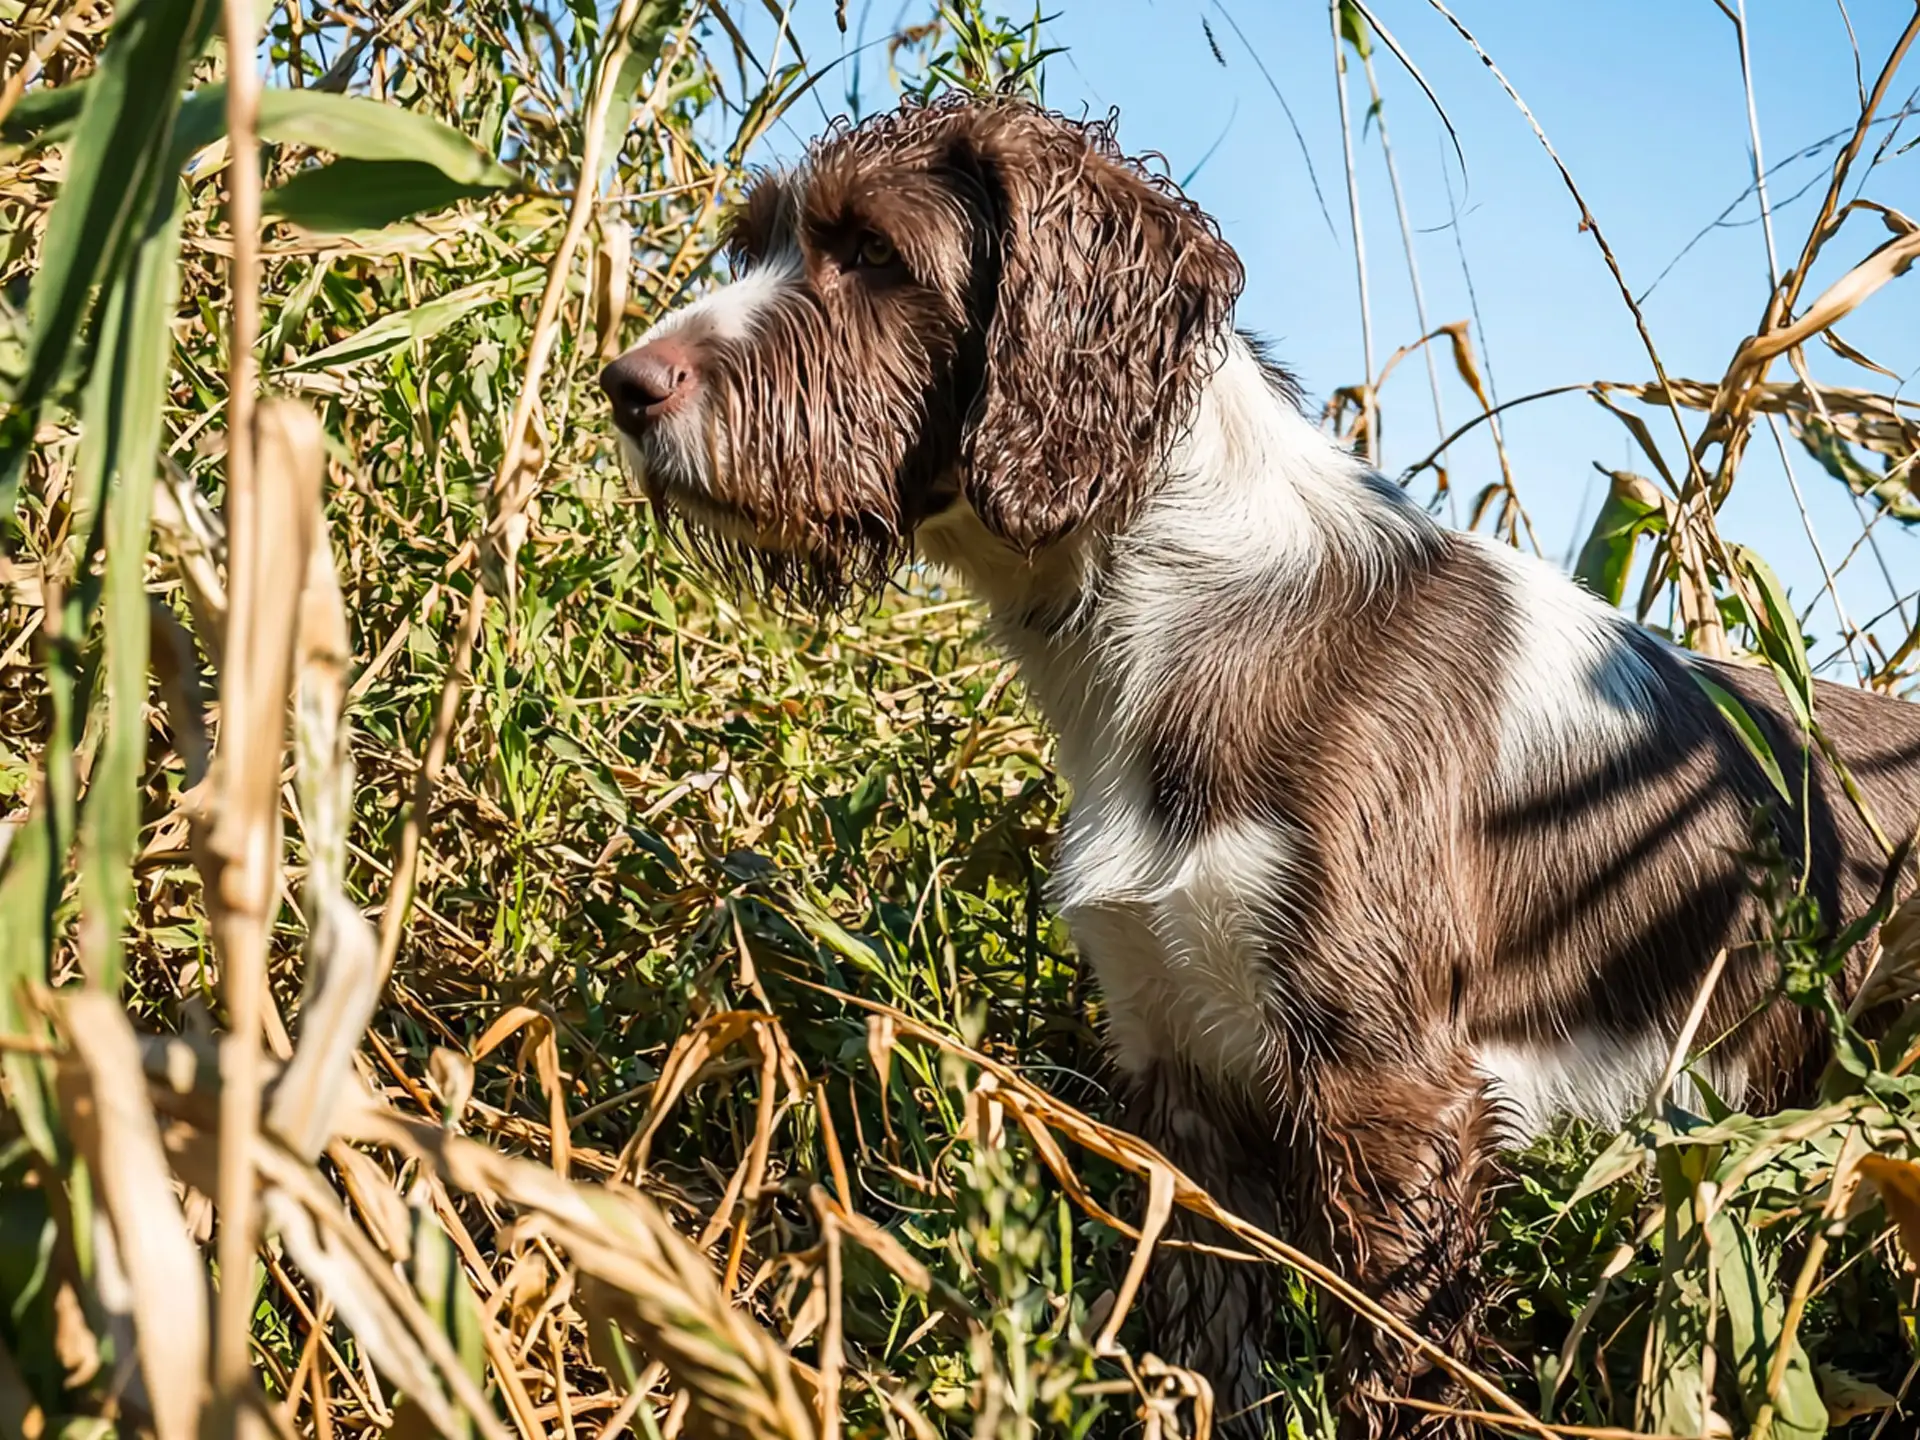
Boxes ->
[601,96,1920,1437]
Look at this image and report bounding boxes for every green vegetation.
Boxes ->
[1,3,1918,1438]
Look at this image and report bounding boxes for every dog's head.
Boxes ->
[601,95,1244,602]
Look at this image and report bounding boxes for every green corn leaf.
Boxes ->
[73,182,186,993]
[165,81,231,170]
[1566,1128,1646,1206]
[253,88,520,233]
[1710,1206,1826,1439]
[0,79,88,148]
[1693,670,1792,804]
[260,255,335,360]
[255,89,517,185]
[1574,466,1668,607]
[1639,1143,1715,1437]
[0,804,58,1159]
[263,159,507,234]
[165,85,520,233]
[278,270,541,372]
[1733,543,1815,733]
[11,0,215,421]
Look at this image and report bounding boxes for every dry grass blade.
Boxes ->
[203,395,325,1436]
[809,1184,935,1296]
[198,401,323,969]
[1095,1158,1174,1356]
[1725,226,1920,379]
[595,215,633,361]
[341,1103,818,1440]
[789,979,1561,1439]
[268,511,381,1161]
[817,1208,843,1440]
[55,990,210,1440]
[472,1003,573,1178]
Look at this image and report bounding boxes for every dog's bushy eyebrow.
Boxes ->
[725,169,802,260]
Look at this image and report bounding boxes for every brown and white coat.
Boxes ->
[601,95,1920,1438]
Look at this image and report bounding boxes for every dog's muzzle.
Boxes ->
[600,337,701,440]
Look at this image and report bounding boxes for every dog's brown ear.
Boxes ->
[955,109,1244,552]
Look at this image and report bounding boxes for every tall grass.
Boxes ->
[0,3,1918,1439]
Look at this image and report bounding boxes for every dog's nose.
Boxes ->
[600,339,698,434]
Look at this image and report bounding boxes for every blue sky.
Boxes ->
[722,2,1919,678]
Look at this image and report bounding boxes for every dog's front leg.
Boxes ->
[1306,1057,1497,1440]
[1123,1059,1292,1437]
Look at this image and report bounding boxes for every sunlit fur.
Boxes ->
[609,95,1920,1440]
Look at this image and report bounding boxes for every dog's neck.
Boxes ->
[917,333,1441,740]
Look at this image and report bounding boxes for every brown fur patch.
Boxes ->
[620,96,1243,603]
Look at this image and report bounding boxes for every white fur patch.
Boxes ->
[1476,539,1662,794]
[1474,1030,1668,1139]
[971,336,1426,1092]
[1474,1029,1744,1141]
[643,246,804,345]
[1061,813,1298,1088]
[1100,339,1437,733]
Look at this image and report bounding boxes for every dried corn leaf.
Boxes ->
[56,991,208,1440]
[1858,1153,1920,1268]
[269,513,381,1160]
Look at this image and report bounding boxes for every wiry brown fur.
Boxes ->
[603,95,1920,1440]
[612,95,1242,602]
[1120,525,1920,1435]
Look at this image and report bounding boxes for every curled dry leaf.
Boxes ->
[55,991,209,1440]
[471,1002,571,1177]
[1857,1152,1920,1269]
[1729,228,1920,380]
[270,509,381,1160]
[622,1010,794,1181]
[594,215,632,360]
[200,397,324,931]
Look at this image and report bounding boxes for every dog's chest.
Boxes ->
[1033,659,1295,1091]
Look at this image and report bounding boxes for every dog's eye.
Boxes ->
[853,231,897,268]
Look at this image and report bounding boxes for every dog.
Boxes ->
[601,94,1920,1437]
